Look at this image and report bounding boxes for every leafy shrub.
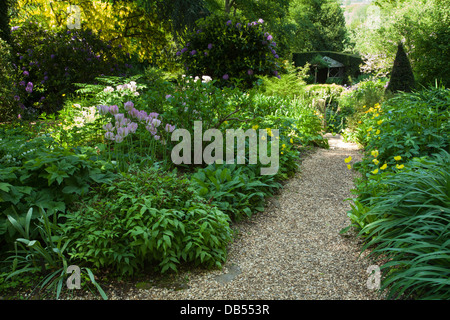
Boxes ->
[9,21,128,116]
[191,163,282,221]
[61,166,233,275]
[256,60,309,98]
[354,152,450,300]
[355,87,449,172]
[177,14,281,89]
[0,130,116,245]
[0,38,17,122]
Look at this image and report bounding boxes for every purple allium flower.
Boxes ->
[118,44,122,48]
[176,51,181,56]
[274,54,279,59]
[190,50,196,56]
[105,131,115,140]
[103,122,114,132]
[181,48,187,53]
[114,113,125,124]
[148,112,159,119]
[109,105,119,115]
[267,34,273,41]
[207,43,213,50]
[151,118,161,127]
[127,122,138,134]
[116,126,129,138]
[146,125,157,136]
[258,19,264,24]
[165,94,173,100]
[124,101,134,111]
[19,81,26,86]
[223,74,229,80]
[272,42,277,47]
[11,26,19,31]
[19,56,23,60]
[273,70,278,76]
[51,54,55,59]
[247,69,253,75]
[14,95,20,101]
[114,135,124,143]
[236,23,241,28]
[226,20,232,26]
[153,135,160,141]
[44,76,49,81]
[23,71,29,76]
[165,124,176,133]
[204,51,208,56]
[271,49,276,55]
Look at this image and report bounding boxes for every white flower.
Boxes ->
[104,86,114,93]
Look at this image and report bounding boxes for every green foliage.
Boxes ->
[289,0,349,52]
[177,13,281,89]
[3,206,107,299]
[0,37,17,122]
[192,163,282,221]
[357,87,449,168]
[61,166,233,275]
[256,60,309,98]
[386,43,415,93]
[0,130,116,244]
[9,21,129,116]
[357,152,450,300]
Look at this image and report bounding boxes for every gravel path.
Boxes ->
[97,133,383,300]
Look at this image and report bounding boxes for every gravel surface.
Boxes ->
[75,134,384,300]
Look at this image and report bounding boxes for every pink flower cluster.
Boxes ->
[97,101,176,143]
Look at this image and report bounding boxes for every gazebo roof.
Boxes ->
[322,56,344,68]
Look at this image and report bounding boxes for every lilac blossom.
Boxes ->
[25,82,33,93]
[127,122,138,133]
[223,74,229,80]
[207,43,213,50]
[23,71,29,76]
[103,122,114,132]
[226,20,232,26]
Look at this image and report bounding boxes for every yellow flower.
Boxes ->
[371,169,379,174]
[380,163,387,170]
[371,150,379,158]
[372,159,379,165]
[394,156,402,161]
[358,121,362,124]
[375,129,381,135]
[367,127,373,132]
[290,138,293,144]
[266,128,273,137]
[374,113,379,118]
[282,144,286,149]
[377,120,383,125]
[252,124,259,130]
[347,164,352,170]
[281,152,284,154]
[396,164,404,169]
[344,156,352,163]
[223,121,228,125]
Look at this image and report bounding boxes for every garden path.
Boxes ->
[100,134,383,300]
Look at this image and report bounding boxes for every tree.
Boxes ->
[0,0,11,43]
[289,0,349,52]
[386,43,415,93]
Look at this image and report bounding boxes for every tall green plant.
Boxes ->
[357,152,450,300]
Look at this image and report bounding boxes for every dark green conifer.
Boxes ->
[386,42,415,93]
